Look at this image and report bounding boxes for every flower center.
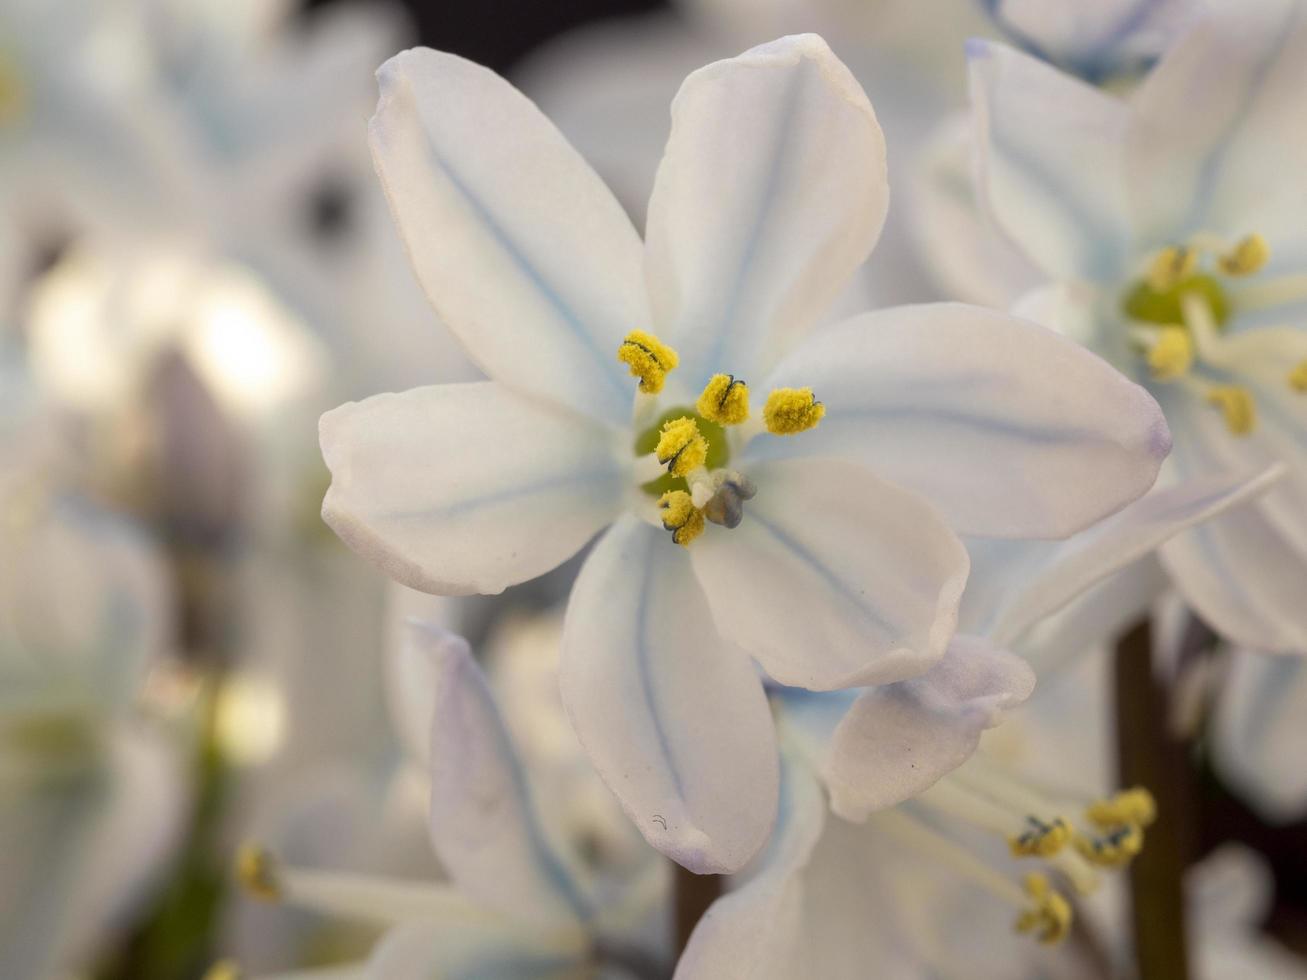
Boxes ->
[617,331,824,546]
[1120,232,1307,436]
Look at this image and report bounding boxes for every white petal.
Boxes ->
[644,34,887,390]
[369,48,650,420]
[692,458,969,690]
[968,39,1130,280]
[424,624,594,929]
[1215,652,1307,822]
[673,758,826,980]
[1127,0,1307,248]
[560,516,778,875]
[365,920,590,980]
[824,636,1035,821]
[751,303,1172,538]
[387,619,472,771]
[976,465,1284,648]
[320,382,623,596]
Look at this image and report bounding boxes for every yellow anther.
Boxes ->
[1289,361,1307,392]
[235,843,281,901]
[1206,385,1257,435]
[1014,873,1072,945]
[1008,816,1072,859]
[618,330,678,394]
[655,416,708,477]
[1145,327,1194,382]
[696,374,751,425]
[659,490,705,546]
[1073,823,1145,869]
[1147,246,1198,292]
[202,960,242,980]
[1086,787,1155,828]
[0,56,24,125]
[1218,233,1270,277]
[763,387,825,435]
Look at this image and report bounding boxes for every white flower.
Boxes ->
[968,0,1307,653]
[674,465,1279,978]
[321,33,1170,874]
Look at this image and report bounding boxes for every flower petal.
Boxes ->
[751,303,1171,538]
[692,458,969,690]
[970,465,1284,647]
[369,48,650,420]
[968,39,1130,280]
[823,635,1035,821]
[422,621,593,929]
[1215,652,1307,822]
[1126,0,1307,249]
[320,382,623,596]
[364,920,590,980]
[673,756,826,980]
[644,33,887,390]
[559,515,779,875]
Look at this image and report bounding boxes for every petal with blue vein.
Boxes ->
[978,465,1283,648]
[369,48,650,422]
[673,755,826,980]
[691,458,969,690]
[559,515,779,875]
[644,34,887,391]
[365,920,591,980]
[968,39,1131,280]
[1215,652,1307,823]
[320,382,624,596]
[423,622,594,930]
[824,634,1035,821]
[1126,0,1307,250]
[750,303,1171,538]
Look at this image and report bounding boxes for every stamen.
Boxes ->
[1086,788,1156,829]
[1015,873,1072,945]
[1008,816,1072,858]
[659,490,705,546]
[618,330,678,394]
[1289,361,1307,393]
[201,961,241,980]
[1217,234,1270,277]
[763,388,825,435]
[1206,386,1257,435]
[655,417,708,476]
[696,373,751,425]
[236,843,281,901]
[1146,246,1197,292]
[1073,822,1144,869]
[1144,327,1194,382]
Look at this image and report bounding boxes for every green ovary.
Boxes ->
[1122,273,1229,327]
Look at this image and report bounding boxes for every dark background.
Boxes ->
[305,0,669,74]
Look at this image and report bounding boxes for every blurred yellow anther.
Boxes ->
[202,960,242,980]
[0,57,24,125]
[696,374,750,425]
[1206,386,1257,435]
[763,387,825,435]
[659,490,705,546]
[1014,873,1072,945]
[1074,823,1145,868]
[1218,233,1270,277]
[1009,816,1072,858]
[1087,787,1157,828]
[655,417,708,477]
[236,843,281,901]
[1146,327,1194,382]
[1289,361,1307,392]
[1147,246,1197,292]
[617,330,678,394]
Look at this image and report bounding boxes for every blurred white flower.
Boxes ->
[966,0,1307,653]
